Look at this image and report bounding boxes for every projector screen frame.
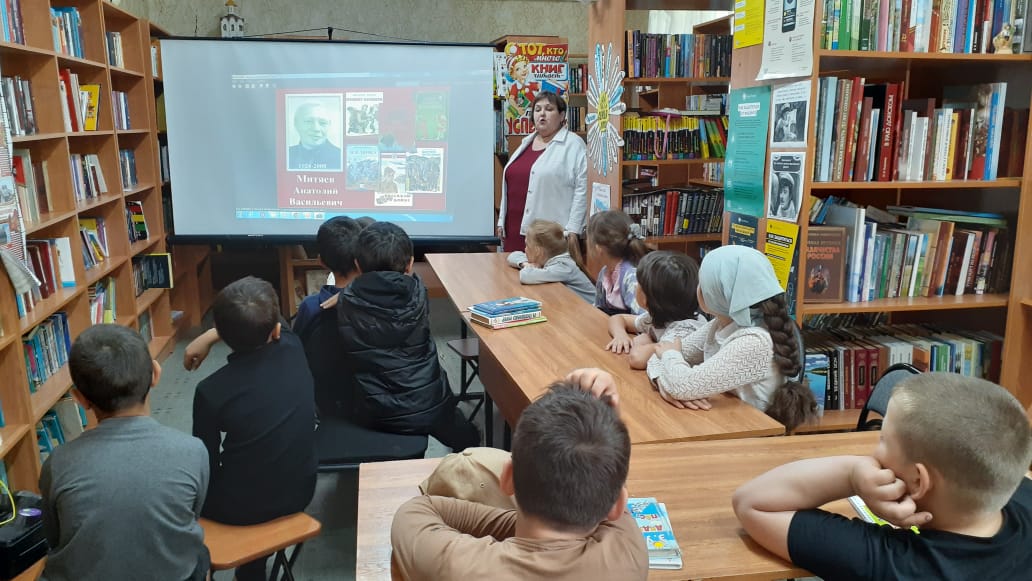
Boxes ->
[160,36,499,247]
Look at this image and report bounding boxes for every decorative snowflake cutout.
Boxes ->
[585,42,626,177]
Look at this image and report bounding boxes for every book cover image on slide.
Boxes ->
[375,153,411,207]
[407,148,443,193]
[415,92,448,141]
[345,92,383,136]
[346,145,380,189]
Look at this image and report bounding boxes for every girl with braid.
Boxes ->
[643,245,817,431]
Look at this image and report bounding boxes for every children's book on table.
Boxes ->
[627,497,683,570]
[470,296,541,316]
[469,297,546,329]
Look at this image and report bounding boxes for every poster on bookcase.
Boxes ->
[500,42,569,135]
[757,0,815,80]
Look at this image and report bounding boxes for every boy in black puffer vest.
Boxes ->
[337,222,479,450]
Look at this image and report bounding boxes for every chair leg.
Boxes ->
[269,542,305,581]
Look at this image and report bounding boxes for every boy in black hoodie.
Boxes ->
[337,222,479,450]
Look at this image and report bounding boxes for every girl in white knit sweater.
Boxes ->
[643,245,817,432]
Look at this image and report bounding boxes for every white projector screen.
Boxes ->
[161,39,496,241]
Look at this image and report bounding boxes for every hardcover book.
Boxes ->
[627,497,682,570]
[805,226,847,303]
[470,296,541,316]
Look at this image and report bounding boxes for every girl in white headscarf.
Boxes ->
[643,245,817,431]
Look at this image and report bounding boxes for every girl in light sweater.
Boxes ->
[643,245,817,432]
[507,220,595,304]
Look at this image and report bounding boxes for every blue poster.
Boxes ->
[724,86,771,218]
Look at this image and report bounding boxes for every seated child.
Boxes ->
[42,325,209,581]
[391,368,648,580]
[336,221,479,450]
[192,276,318,581]
[586,210,649,316]
[733,372,1032,580]
[507,219,596,303]
[642,245,816,431]
[291,216,366,417]
[605,250,707,368]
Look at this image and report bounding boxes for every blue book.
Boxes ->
[470,296,541,316]
[627,497,682,570]
[804,353,829,416]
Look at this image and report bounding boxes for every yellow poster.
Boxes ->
[733,0,764,49]
[764,219,799,290]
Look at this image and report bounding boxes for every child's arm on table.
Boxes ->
[628,335,656,369]
[606,314,638,354]
[648,330,769,407]
[732,455,933,561]
[507,251,530,269]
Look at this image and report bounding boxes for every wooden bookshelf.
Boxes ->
[0,1,176,509]
[622,158,725,166]
[623,76,730,84]
[725,0,1032,408]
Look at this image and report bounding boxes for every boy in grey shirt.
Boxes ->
[508,219,596,303]
[40,325,209,581]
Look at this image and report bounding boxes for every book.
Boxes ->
[470,296,541,316]
[627,497,683,570]
[805,226,847,303]
[849,495,921,532]
[470,309,542,327]
[470,315,547,330]
[80,84,99,131]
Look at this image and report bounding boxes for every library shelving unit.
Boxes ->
[725,2,1032,426]
[588,3,730,256]
[0,0,175,504]
[147,20,214,332]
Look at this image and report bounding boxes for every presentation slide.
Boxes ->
[160,39,495,240]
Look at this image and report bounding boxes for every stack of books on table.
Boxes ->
[469,297,546,330]
[627,497,683,570]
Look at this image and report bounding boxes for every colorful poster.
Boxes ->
[590,182,611,216]
[734,0,765,48]
[502,42,569,135]
[724,86,770,218]
[764,218,800,290]
[728,212,759,247]
[757,0,815,80]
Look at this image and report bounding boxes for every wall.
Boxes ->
[120,0,649,54]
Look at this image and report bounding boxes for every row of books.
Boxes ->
[159,143,170,183]
[569,63,587,94]
[126,200,149,243]
[803,323,1004,413]
[566,106,587,133]
[150,39,163,79]
[71,153,109,203]
[493,109,508,155]
[26,237,75,301]
[58,69,100,132]
[1,75,35,136]
[1,0,25,45]
[88,277,116,325]
[13,149,51,224]
[106,31,125,68]
[112,90,131,130]
[132,253,173,297]
[813,78,1016,183]
[37,397,88,463]
[622,114,727,161]
[50,7,85,59]
[625,31,732,78]
[622,187,725,237]
[684,93,726,115]
[808,199,1012,303]
[80,216,110,271]
[820,0,1031,53]
[23,311,71,393]
[470,297,546,330]
[699,161,724,184]
[119,148,139,191]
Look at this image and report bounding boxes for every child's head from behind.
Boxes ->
[525,220,567,265]
[212,276,281,353]
[587,210,650,266]
[317,216,363,278]
[69,324,154,414]
[879,373,1032,514]
[636,251,700,328]
[356,222,413,274]
[506,384,630,533]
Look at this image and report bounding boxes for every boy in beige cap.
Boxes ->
[391,368,648,580]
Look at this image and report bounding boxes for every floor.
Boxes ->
[153,298,496,581]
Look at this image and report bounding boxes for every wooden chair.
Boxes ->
[446,337,493,446]
[201,513,321,581]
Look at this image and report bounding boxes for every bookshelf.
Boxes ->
[148,20,212,333]
[0,0,175,502]
[726,1,1032,408]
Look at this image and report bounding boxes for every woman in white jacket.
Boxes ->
[497,92,588,252]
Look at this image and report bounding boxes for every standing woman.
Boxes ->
[497,92,588,252]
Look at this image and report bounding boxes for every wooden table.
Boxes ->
[426,252,785,444]
[355,431,881,580]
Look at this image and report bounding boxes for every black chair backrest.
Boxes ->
[856,363,921,431]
